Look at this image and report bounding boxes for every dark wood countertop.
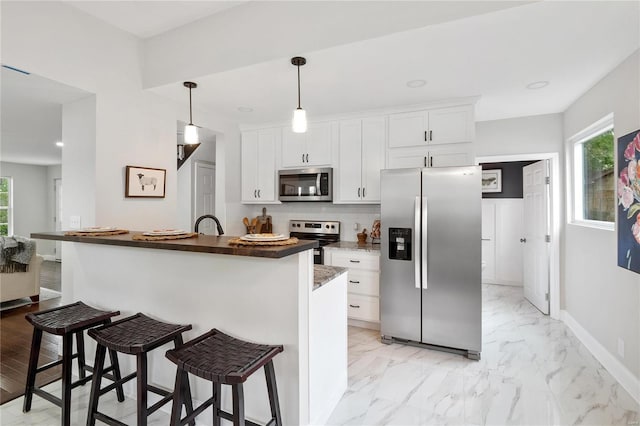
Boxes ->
[31,232,318,259]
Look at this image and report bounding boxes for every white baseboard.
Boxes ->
[348,318,380,330]
[41,254,56,262]
[561,310,640,405]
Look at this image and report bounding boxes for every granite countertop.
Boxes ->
[324,241,381,252]
[313,265,347,291]
[31,232,318,259]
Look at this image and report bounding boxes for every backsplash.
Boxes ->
[245,203,381,242]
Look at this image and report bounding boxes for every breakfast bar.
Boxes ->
[31,232,348,426]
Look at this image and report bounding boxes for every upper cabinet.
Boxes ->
[335,117,385,204]
[388,105,474,148]
[241,128,279,204]
[281,122,332,168]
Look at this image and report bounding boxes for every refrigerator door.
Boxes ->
[421,166,482,353]
[380,168,421,342]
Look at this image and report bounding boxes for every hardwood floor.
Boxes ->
[1,261,63,405]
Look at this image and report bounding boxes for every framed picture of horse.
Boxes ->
[125,165,166,198]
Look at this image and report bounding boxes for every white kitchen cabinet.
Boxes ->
[388,104,474,148]
[336,117,385,203]
[241,128,278,204]
[281,122,332,168]
[326,249,380,324]
[387,143,474,169]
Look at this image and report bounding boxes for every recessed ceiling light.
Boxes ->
[55,141,64,147]
[237,107,253,112]
[406,79,427,88]
[526,80,549,90]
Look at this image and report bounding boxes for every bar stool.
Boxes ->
[86,313,193,426]
[23,301,125,426]
[166,328,284,426]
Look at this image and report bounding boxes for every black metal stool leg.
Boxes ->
[264,361,283,426]
[169,367,184,426]
[107,349,125,402]
[212,382,221,426]
[86,344,106,426]
[61,334,74,426]
[232,383,245,426]
[76,330,87,380]
[137,352,148,426]
[23,328,43,413]
[173,335,195,426]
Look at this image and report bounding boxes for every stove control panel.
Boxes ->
[289,220,340,235]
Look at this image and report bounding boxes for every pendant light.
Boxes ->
[291,57,307,133]
[183,81,199,144]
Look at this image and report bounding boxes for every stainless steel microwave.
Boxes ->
[278,168,333,202]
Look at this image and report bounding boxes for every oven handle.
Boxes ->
[316,173,321,195]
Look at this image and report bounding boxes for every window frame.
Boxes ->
[0,176,13,237]
[569,114,615,231]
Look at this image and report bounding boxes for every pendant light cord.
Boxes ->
[189,86,193,125]
[297,65,301,109]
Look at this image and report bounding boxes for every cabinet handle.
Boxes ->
[349,280,360,284]
[349,304,361,309]
[424,131,427,142]
[302,154,305,163]
[362,187,366,198]
[520,238,527,243]
[349,260,360,263]
[306,153,309,163]
[429,130,433,141]
[429,156,433,167]
[424,156,427,167]
[481,238,491,241]
[257,189,261,198]
[254,189,257,198]
[357,187,360,198]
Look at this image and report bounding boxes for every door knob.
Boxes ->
[520,238,527,243]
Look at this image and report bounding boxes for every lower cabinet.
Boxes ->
[325,249,380,323]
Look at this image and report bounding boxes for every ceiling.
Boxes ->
[1,68,91,165]
[3,1,639,165]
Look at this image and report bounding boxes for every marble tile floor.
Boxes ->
[2,284,638,425]
[328,284,639,426]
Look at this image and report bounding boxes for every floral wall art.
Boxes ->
[618,129,640,274]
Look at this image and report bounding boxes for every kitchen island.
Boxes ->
[31,232,347,426]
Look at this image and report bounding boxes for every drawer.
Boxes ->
[347,294,379,322]
[347,270,379,297]
[331,251,379,271]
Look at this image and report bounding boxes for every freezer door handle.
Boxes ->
[421,196,428,290]
[414,196,421,289]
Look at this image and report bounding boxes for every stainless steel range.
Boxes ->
[289,220,340,265]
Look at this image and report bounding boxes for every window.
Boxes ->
[572,114,614,227]
[0,177,12,236]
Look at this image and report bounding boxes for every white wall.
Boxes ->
[2,1,238,234]
[0,162,49,248]
[43,165,62,256]
[563,50,640,380]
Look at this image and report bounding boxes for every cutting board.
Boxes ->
[256,207,273,233]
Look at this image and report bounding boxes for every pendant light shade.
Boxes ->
[183,81,199,144]
[291,57,307,134]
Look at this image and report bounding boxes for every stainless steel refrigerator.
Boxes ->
[380,166,482,360]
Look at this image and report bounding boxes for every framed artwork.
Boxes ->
[125,166,166,198]
[617,129,640,274]
[482,169,502,193]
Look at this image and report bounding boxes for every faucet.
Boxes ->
[194,215,225,235]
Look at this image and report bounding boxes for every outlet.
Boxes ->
[69,215,81,229]
[617,337,625,358]
[353,223,359,230]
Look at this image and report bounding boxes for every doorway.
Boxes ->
[54,178,62,261]
[476,153,561,319]
[193,161,216,234]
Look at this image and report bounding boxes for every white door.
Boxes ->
[387,147,429,169]
[305,122,332,166]
[241,131,259,202]
[281,127,306,167]
[338,119,362,202]
[427,105,473,145]
[257,129,277,201]
[54,178,62,261]
[194,161,216,234]
[388,110,427,148]
[361,117,385,202]
[522,161,550,314]
[427,145,474,167]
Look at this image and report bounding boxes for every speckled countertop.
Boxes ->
[324,241,381,252]
[313,265,347,291]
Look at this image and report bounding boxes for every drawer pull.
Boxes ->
[349,280,360,284]
[349,260,360,263]
[349,304,361,309]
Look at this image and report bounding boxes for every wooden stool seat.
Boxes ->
[86,313,193,426]
[166,329,283,426]
[23,302,124,426]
